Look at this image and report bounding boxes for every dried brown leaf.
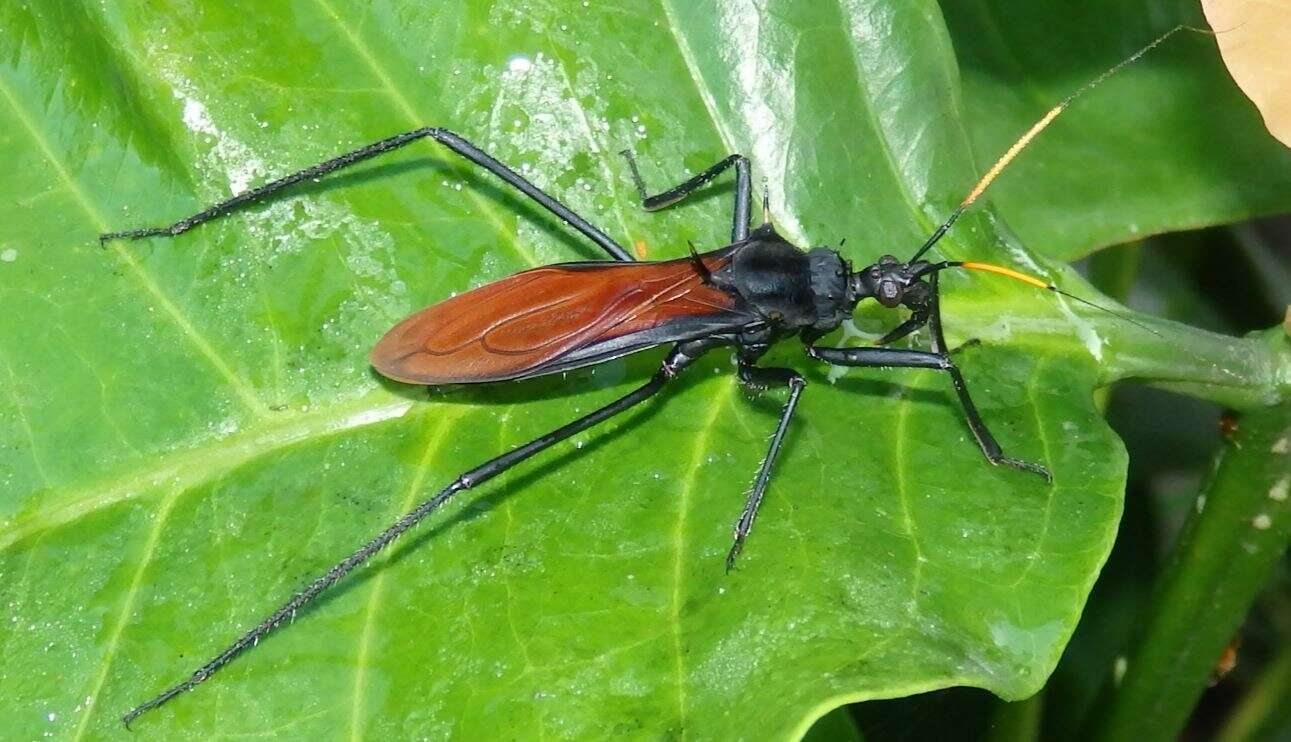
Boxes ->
[1202,0,1291,146]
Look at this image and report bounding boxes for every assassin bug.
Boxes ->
[101,26,1186,727]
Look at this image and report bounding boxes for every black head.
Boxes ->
[850,255,932,308]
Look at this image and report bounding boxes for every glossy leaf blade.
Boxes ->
[0,1,1286,739]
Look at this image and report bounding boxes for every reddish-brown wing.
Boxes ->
[370,251,749,384]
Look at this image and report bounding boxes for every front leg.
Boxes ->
[726,362,806,570]
[875,308,929,346]
[805,343,1050,481]
[917,271,1049,475]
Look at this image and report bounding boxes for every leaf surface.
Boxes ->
[0,1,1286,739]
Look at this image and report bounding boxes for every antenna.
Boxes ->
[909,25,1194,262]
[928,260,1164,338]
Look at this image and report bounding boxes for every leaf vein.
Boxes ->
[550,50,637,249]
[0,73,266,414]
[348,406,467,740]
[0,393,413,553]
[309,0,543,268]
[670,377,734,735]
[1007,357,1057,588]
[894,376,926,615]
[658,0,742,154]
[0,349,51,484]
[831,0,938,244]
[71,482,184,740]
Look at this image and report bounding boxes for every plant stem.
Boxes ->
[986,693,1042,742]
[1086,243,1142,412]
[942,303,1291,410]
[1216,642,1291,742]
[1087,403,1291,740]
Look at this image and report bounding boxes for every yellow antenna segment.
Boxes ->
[959,261,1050,290]
[910,25,1196,261]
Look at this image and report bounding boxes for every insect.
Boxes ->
[101,27,1186,727]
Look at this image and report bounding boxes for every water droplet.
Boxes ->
[0,248,17,263]
[508,55,533,74]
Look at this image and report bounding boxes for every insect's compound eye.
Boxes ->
[877,279,902,307]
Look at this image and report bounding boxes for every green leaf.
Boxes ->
[0,1,1286,739]
[944,0,1291,261]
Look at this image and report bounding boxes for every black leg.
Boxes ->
[726,364,806,570]
[875,309,929,346]
[619,149,751,242]
[102,127,635,262]
[806,339,1051,482]
[921,272,953,355]
[120,341,715,728]
[920,271,1050,477]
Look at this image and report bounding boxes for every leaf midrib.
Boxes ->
[0,391,414,554]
